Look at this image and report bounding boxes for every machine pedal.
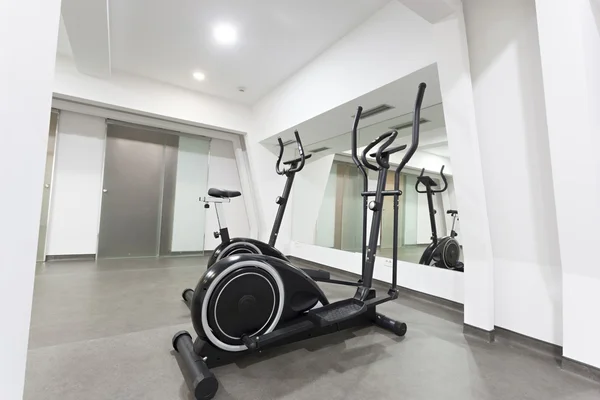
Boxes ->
[307,298,367,327]
[301,268,330,281]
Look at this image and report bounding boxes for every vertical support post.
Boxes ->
[214,202,230,244]
[391,172,400,289]
[268,171,295,246]
[426,185,438,245]
[361,166,388,289]
[361,177,368,278]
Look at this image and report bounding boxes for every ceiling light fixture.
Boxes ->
[193,71,206,81]
[213,23,238,45]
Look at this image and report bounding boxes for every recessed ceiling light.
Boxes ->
[213,23,237,45]
[193,71,206,81]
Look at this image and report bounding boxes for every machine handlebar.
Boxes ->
[360,130,399,171]
[275,130,308,175]
[396,82,427,175]
[415,165,448,193]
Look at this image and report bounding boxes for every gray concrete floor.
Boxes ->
[25,256,600,400]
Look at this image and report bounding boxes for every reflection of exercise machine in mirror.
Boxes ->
[415,166,464,271]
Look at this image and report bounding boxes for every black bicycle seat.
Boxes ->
[417,176,437,187]
[208,188,241,198]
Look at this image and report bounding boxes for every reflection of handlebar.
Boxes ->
[351,106,366,178]
[360,130,398,171]
[415,165,448,193]
[438,166,448,192]
[275,130,307,175]
[396,82,426,175]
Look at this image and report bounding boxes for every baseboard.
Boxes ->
[561,357,600,383]
[494,327,562,358]
[287,255,463,312]
[463,324,495,343]
[45,254,96,262]
[167,251,209,257]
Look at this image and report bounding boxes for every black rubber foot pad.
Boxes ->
[308,298,367,327]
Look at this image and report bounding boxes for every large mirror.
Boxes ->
[263,64,464,272]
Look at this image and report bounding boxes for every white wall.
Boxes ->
[171,136,210,252]
[0,0,61,398]
[463,0,562,345]
[54,56,252,134]
[535,0,600,367]
[46,111,106,255]
[203,138,250,250]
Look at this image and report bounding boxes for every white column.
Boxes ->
[0,0,61,398]
[535,0,600,368]
[432,9,495,331]
[458,0,563,344]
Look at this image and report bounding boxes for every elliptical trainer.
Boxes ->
[171,82,427,400]
[415,166,464,271]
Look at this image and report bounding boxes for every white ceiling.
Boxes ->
[262,63,447,158]
[57,0,390,104]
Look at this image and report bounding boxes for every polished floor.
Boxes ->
[319,245,428,264]
[378,244,428,263]
[25,256,600,400]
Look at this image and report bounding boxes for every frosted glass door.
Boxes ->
[169,136,210,254]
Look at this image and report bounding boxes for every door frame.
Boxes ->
[38,109,61,262]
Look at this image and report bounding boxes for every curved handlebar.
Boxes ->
[415,168,427,193]
[396,82,427,175]
[438,165,448,192]
[275,130,307,175]
[415,165,448,193]
[361,130,398,171]
[351,107,366,175]
[275,138,285,175]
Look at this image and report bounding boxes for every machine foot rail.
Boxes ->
[172,331,218,400]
